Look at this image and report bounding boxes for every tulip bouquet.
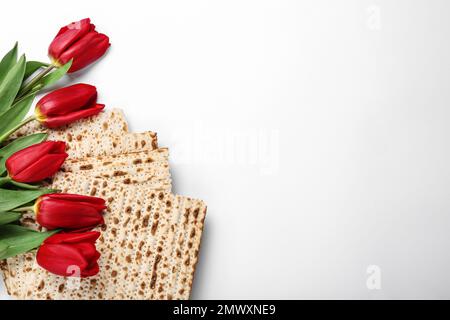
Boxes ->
[0,18,110,277]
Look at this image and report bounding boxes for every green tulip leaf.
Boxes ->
[24,83,44,100]
[0,188,54,212]
[0,132,47,157]
[0,224,57,260]
[24,61,50,80]
[0,133,47,176]
[0,94,35,140]
[0,242,8,256]
[0,54,26,113]
[0,42,18,85]
[36,59,72,90]
[0,241,7,257]
[0,211,21,225]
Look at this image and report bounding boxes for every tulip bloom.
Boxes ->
[6,141,67,183]
[35,84,104,128]
[35,193,106,230]
[48,18,110,73]
[37,231,101,277]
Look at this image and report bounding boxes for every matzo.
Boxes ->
[65,131,158,159]
[9,109,158,159]
[1,119,159,294]
[2,148,172,298]
[7,178,206,300]
[55,148,172,193]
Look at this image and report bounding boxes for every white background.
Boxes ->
[2,0,450,299]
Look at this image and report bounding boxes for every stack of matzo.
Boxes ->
[0,109,206,300]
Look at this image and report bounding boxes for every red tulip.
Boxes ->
[36,231,101,277]
[6,141,67,183]
[48,18,110,73]
[35,193,106,230]
[35,84,105,128]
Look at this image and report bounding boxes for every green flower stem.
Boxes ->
[0,176,40,190]
[11,205,35,213]
[13,89,40,106]
[16,64,55,100]
[0,177,11,187]
[10,180,41,190]
[0,115,36,144]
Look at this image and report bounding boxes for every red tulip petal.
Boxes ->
[80,245,101,277]
[42,104,105,128]
[37,199,104,230]
[37,84,97,116]
[76,201,106,212]
[48,18,92,60]
[12,153,67,183]
[42,193,106,205]
[48,141,67,154]
[55,18,92,37]
[37,209,104,230]
[59,32,110,73]
[37,244,89,277]
[44,231,101,245]
[81,263,100,277]
[75,243,100,261]
[6,141,66,181]
[6,141,58,174]
[81,262,99,277]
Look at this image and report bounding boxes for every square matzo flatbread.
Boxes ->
[7,178,206,300]
[1,110,160,296]
[2,109,134,295]
[6,109,158,159]
[2,148,172,298]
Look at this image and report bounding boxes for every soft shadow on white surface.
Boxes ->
[190,218,212,300]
